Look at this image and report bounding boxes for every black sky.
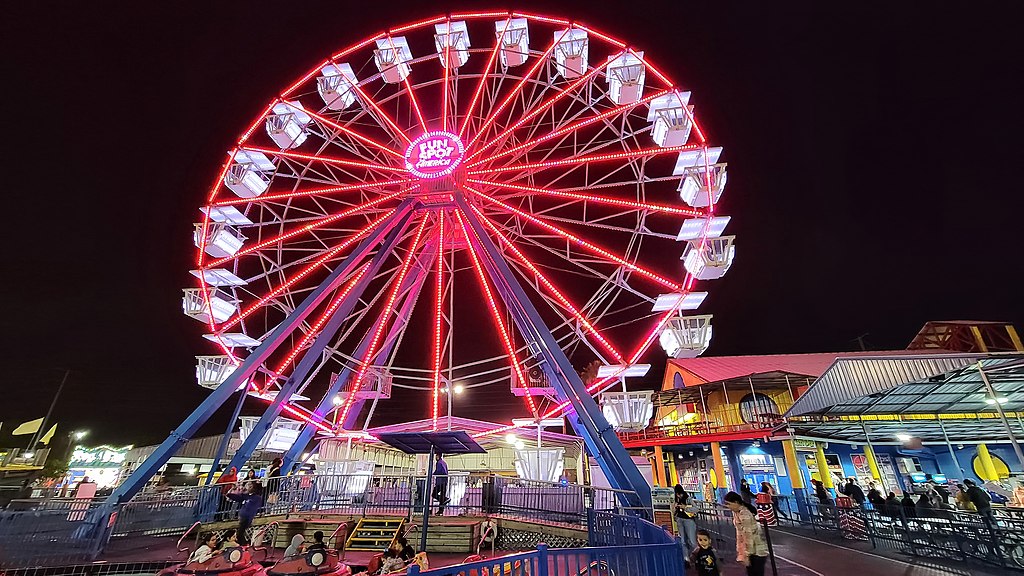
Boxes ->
[2,1,1022,447]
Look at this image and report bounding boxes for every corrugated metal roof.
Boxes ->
[786,353,987,417]
[668,349,928,385]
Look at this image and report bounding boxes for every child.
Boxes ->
[690,529,719,576]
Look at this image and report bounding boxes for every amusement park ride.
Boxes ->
[106,11,736,517]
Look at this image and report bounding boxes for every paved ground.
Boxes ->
[703,526,1014,576]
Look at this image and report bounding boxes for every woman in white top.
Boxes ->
[189,532,220,564]
[724,491,769,576]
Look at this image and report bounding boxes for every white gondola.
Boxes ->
[647,92,692,147]
[678,163,727,208]
[201,205,253,225]
[195,355,244,390]
[239,416,302,452]
[514,447,565,482]
[600,391,654,432]
[676,216,731,241]
[652,291,708,312]
[264,101,312,149]
[606,52,645,105]
[597,364,651,378]
[317,63,358,110]
[331,367,392,400]
[374,37,412,84]
[194,222,245,258]
[659,315,713,358]
[552,29,588,79]
[204,332,261,347]
[511,365,556,397]
[435,21,471,69]
[224,150,275,198]
[682,236,736,280]
[672,146,723,175]
[495,18,529,67]
[190,268,247,287]
[182,288,237,323]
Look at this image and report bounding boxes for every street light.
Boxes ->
[74,430,88,441]
[441,379,465,430]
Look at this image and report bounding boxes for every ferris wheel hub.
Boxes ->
[404,130,465,180]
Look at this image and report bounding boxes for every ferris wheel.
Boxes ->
[174,11,734,492]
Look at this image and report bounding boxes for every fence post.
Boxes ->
[586,508,596,545]
[537,543,549,576]
[762,521,778,576]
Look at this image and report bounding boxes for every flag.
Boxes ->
[40,424,58,445]
[12,418,43,435]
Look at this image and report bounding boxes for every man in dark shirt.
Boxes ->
[965,479,993,524]
[843,478,866,505]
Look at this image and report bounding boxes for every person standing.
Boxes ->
[673,484,698,563]
[432,454,450,514]
[227,482,263,544]
[964,479,994,525]
[739,479,755,505]
[724,492,769,576]
[842,478,865,506]
[760,481,785,519]
[690,529,720,576]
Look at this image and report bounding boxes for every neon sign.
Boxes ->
[405,131,465,179]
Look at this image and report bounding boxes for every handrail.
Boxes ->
[330,522,349,560]
[476,523,497,557]
[177,521,202,553]
[251,521,280,560]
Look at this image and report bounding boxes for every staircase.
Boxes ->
[346,517,405,551]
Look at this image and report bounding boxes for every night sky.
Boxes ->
[2,1,1022,448]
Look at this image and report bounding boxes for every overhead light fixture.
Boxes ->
[505,433,518,445]
[514,440,526,450]
[453,384,465,394]
[985,397,1009,405]
[896,433,912,442]
[332,395,343,406]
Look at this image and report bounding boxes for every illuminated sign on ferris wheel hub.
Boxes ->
[405,131,465,179]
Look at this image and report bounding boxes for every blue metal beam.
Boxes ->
[223,212,416,474]
[282,240,437,469]
[456,198,652,513]
[102,202,416,507]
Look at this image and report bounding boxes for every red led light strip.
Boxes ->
[474,206,624,363]
[432,214,445,430]
[347,76,412,147]
[441,19,452,133]
[272,264,371,375]
[217,210,396,331]
[207,191,403,269]
[337,217,431,426]
[242,146,405,174]
[468,187,681,291]
[458,18,511,140]
[464,31,568,151]
[211,179,415,207]
[302,108,405,160]
[455,210,538,417]
[466,179,703,217]
[468,143,701,176]
[467,89,671,167]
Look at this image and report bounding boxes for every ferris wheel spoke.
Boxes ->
[271,264,372,376]
[206,192,403,268]
[469,51,627,161]
[348,81,413,147]
[468,89,671,168]
[465,35,565,151]
[402,76,430,134]
[475,210,624,362]
[217,212,394,330]
[431,213,445,429]
[467,179,701,217]
[337,216,432,425]
[470,142,700,177]
[469,187,680,291]
[211,179,414,207]
[457,21,511,139]
[455,210,539,418]
[242,146,404,174]
[302,107,406,160]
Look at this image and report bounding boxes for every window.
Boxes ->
[738,393,779,424]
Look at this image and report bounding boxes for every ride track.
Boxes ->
[109,11,735,511]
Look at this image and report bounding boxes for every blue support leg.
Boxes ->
[102,201,416,509]
[281,241,437,470]
[457,199,652,514]
[223,213,416,474]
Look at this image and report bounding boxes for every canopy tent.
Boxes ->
[784,353,1024,443]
